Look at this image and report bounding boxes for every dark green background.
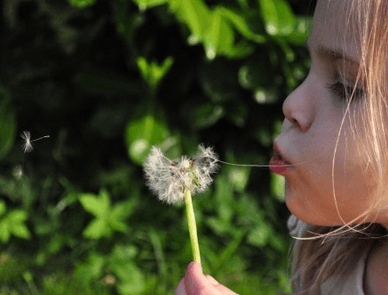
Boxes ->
[0,0,314,294]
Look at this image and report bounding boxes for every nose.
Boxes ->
[282,75,314,132]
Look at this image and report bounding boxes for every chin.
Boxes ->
[284,187,335,227]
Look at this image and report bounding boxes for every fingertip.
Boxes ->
[186,261,203,274]
[185,261,210,292]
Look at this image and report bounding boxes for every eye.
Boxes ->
[326,82,365,102]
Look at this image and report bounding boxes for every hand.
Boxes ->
[174,262,239,295]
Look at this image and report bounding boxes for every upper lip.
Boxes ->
[273,142,291,165]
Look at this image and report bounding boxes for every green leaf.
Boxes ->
[0,201,6,216]
[0,221,10,243]
[9,223,30,240]
[116,264,145,294]
[83,218,110,239]
[203,8,234,60]
[136,56,174,94]
[111,200,135,220]
[107,217,128,233]
[190,104,224,129]
[218,7,266,44]
[125,114,170,164]
[110,244,138,262]
[109,245,145,294]
[271,173,285,202]
[75,252,105,282]
[132,0,168,10]
[258,0,296,36]
[7,210,27,223]
[285,16,312,45]
[247,226,271,247]
[168,0,211,43]
[68,0,96,8]
[79,191,111,218]
[0,209,30,242]
[227,167,250,192]
[0,87,16,160]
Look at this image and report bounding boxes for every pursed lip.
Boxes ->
[270,142,293,175]
[272,142,291,164]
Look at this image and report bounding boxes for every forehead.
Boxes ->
[309,0,361,61]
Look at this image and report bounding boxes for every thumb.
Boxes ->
[184,262,239,295]
[205,275,239,295]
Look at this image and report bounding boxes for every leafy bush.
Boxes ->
[0,0,313,293]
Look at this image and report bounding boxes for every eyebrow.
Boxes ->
[306,42,359,66]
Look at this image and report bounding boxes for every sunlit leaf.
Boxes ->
[218,7,266,43]
[0,222,10,243]
[79,191,110,218]
[6,210,27,223]
[271,173,285,201]
[285,16,312,45]
[125,114,170,164]
[9,223,30,240]
[111,201,135,220]
[168,0,211,42]
[258,0,296,36]
[132,0,168,10]
[204,8,234,60]
[136,56,174,94]
[83,218,110,239]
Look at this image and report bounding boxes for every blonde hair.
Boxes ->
[291,1,388,294]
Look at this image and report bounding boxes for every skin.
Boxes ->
[175,0,388,293]
[280,0,381,227]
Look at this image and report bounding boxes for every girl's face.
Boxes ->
[274,0,387,226]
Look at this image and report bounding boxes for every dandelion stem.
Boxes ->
[184,188,201,264]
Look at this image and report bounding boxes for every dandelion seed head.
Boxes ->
[143,145,219,204]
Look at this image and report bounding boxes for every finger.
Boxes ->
[184,261,209,292]
[206,275,240,295]
[174,278,187,295]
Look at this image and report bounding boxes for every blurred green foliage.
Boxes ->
[0,0,313,294]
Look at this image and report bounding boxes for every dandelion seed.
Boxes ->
[20,131,50,153]
[21,131,33,153]
[13,165,23,179]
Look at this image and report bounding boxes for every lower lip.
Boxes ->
[269,155,293,175]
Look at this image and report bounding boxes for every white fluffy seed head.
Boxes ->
[143,145,219,204]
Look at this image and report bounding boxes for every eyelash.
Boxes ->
[326,82,365,102]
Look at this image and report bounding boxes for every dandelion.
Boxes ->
[20,131,50,153]
[144,145,219,204]
[143,144,219,264]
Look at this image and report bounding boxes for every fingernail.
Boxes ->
[206,275,219,286]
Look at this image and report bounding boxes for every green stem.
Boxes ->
[184,189,201,264]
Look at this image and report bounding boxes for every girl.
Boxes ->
[175,0,388,294]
